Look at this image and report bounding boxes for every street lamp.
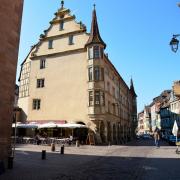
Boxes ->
[169,34,180,53]
[169,3,180,53]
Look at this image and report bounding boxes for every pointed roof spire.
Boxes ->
[130,78,137,97]
[85,5,106,48]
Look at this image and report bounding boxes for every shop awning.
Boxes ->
[38,122,58,129]
[12,122,87,129]
[12,122,39,128]
[57,123,86,128]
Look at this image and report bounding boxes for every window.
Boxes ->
[107,82,110,92]
[95,91,100,105]
[88,67,93,81]
[100,47,104,58]
[37,79,45,88]
[94,46,100,59]
[60,21,64,30]
[40,59,46,69]
[48,40,53,49]
[108,101,111,112]
[100,91,105,105]
[112,103,116,114]
[69,35,74,45]
[94,67,100,81]
[88,47,93,59]
[33,99,41,110]
[112,87,115,97]
[88,46,101,59]
[89,91,93,106]
[101,68,104,81]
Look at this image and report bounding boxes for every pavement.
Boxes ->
[0,140,179,180]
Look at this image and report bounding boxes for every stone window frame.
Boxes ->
[48,40,53,49]
[40,59,46,69]
[59,21,64,31]
[37,78,45,88]
[32,99,41,110]
[68,35,74,45]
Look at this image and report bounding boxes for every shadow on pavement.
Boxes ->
[0,147,179,180]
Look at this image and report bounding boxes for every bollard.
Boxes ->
[51,143,55,152]
[42,150,46,160]
[76,140,80,147]
[60,145,64,154]
[8,156,14,169]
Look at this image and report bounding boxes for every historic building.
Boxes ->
[138,87,180,135]
[18,1,137,144]
[0,0,23,171]
[137,111,144,134]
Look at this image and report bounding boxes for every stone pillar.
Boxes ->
[0,0,23,168]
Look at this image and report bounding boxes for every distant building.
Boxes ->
[143,106,151,133]
[0,0,23,171]
[172,80,180,98]
[138,85,180,135]
[169,90,180,131]
[137,111,144,134]
[18,2,137,144]
[14,85,19,107]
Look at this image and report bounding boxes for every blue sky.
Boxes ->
[17,0,180,112]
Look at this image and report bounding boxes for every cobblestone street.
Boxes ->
[0,140,180,180]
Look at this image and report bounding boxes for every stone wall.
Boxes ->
[0,0,23,168]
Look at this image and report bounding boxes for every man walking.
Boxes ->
[154,128,160,148]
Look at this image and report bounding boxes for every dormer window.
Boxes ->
[69,35,74,45]
[60,21,64,30]
[48,40,53,49]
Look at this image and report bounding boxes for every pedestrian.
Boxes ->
[35,133,41,145]
[154,128,160,148]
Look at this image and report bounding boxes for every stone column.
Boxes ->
[0,0,23,168]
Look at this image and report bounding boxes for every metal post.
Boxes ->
[8,156,14,169]
[176,136,178,153]
[60,145,64,154]
[12,113,17,157]
[42,150,46,160]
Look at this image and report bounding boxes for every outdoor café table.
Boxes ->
[50,137,55,143]
[39,138,46,144]
[23,137,34,144]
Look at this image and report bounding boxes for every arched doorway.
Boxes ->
[117,123,120,143]
[107,121,111,143]
[113,124,116,143]
[100,121,105,143]
[73,121,88,144]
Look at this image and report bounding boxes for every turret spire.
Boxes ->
[130,78,137,97]
[85,5,106,48]
[93,4,96,10]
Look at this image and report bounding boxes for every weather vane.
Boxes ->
[61,0,64,9]
[93,4,96,10]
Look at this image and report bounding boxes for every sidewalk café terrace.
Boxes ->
[11,121,88,145]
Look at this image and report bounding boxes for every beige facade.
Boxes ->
[18,2,137,144]
[0,0,23,169]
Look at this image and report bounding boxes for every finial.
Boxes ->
[61,0,64,9]
[93,4,96,10]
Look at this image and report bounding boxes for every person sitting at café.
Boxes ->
[69,134,73,145]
